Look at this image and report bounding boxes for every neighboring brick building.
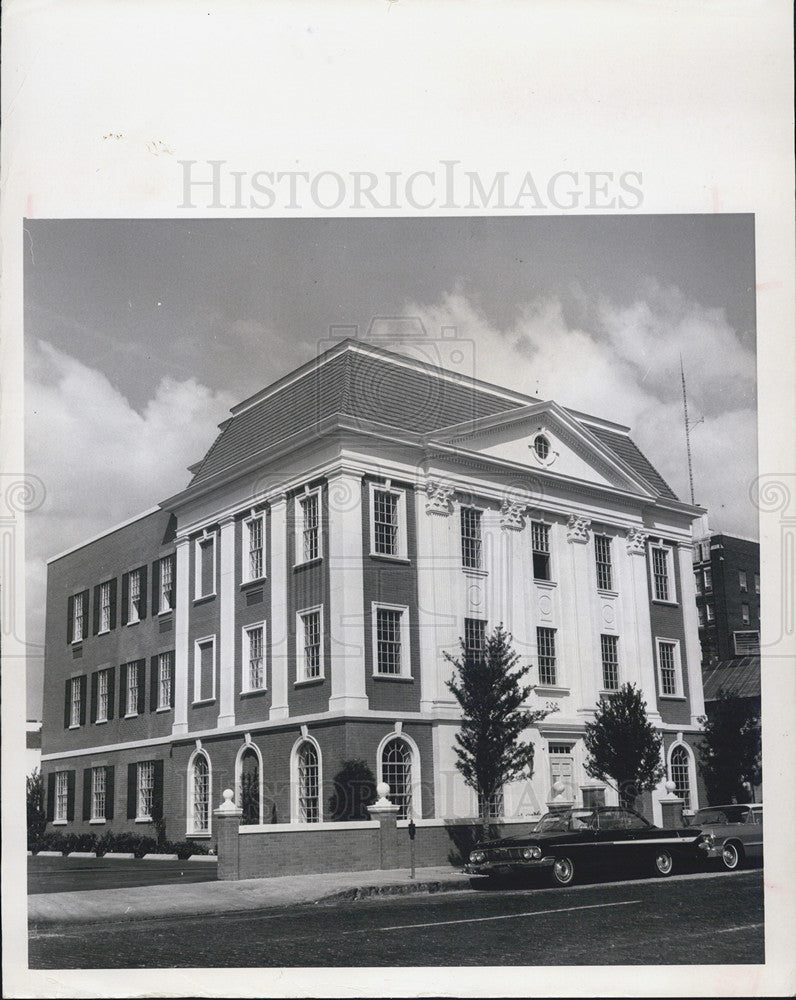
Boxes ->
[41,339,707,844]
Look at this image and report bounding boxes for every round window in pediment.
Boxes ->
[533,434,550,460]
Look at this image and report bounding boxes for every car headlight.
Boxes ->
[522,846,542,860]
[697,834,715,850]
[470,850,485,864]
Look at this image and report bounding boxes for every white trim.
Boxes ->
[290,733,323,823]
[187,746,212,836]
[655,637,684,699]
[242,621,267,692]
[157,554,176,615]
[47,506,161,564]
[649,542,678,605]
[667,738,699,812]
[242,511,267,583]
[296,605,324,682]
[193,634,217,703]
[194,532,217,601]
[377,730,423,819]
[369,482,408,559]
[294,487,323,566]
[234,740,264,825]
[371,602,411,678]
[458,502,485,571]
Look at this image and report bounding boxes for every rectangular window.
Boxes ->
[244,623,265,690]
[460,507,483,570]
[694,571,702,595]
[128,568,142,623]
[706,603,714,622]
[742,602,750,624]
[650,544,675,602]
[595,535,613,591]
[126,662,139,716]
[98,581,112,633]
[600,634,619,690]
[55,770,69,822]
[698,605,706,626]
[91,767,106,821]
[701,541,710,561]
[371,486,406,558]
[739,570,748,592]
[96,669,109,723]
[376,607,403,675]
[299,492,320,563]
[703,567,712,593]
[531,522,551,581]
[159,555,175,613]
[137,761,154,820]
[464,617,486,660]
[194,637,215,702]
[657,639,682,697]
[195,536,216,599]
[537,626,557,686]
[692,543,700,564]
[157,652,172,709]
[72,591,86,642]
[478,788,504,820]
[754,574,760,595]
[733,630,760,655]
[245,515,265,581]
[69,677,81,727]
[298,608,323,681]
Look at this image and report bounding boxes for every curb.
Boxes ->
[102,852,135,859]
[142,853,179,861]
[187,855,217,862]
[316,877,469,904]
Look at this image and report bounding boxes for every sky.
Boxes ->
[23,215,758,717]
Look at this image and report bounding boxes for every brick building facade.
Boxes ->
[41,340,707,844]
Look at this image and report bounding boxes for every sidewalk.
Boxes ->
[28,865,471,926]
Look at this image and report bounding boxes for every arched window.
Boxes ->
[238,746,261,826]
[188,750,211,835]
[669,744,692,810]
[380,737,413,819]
[295,739,320,823]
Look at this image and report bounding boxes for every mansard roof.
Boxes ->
[185,339,678,501]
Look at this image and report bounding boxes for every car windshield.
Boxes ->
[535,810,595,832]
[695,806,756,825]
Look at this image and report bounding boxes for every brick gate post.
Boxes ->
[660,782,686,828]
[367,782,401,869]
[213,788,243,880]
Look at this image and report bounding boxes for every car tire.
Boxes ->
[551,856,575,886]
[652,848,674,877]
[720,841,744,871]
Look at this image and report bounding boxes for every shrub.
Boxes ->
[38,831,68,854]
[27,770,47,848]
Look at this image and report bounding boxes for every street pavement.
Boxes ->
[29,868,764,968]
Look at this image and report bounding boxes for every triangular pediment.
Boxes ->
[428,402,658,496]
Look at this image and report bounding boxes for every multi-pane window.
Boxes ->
[703,567,712,593]
[70,676,81,727]
[97,669,109,722]
[754,574,760,595]
[600,634,619,690]
[739,570,748,592]
[669,745,692,809]
[245,624,265,690]
[126,662,139,716]
[531,522,551,581]
[464,617,486,661]
[246,516,264,581]
[297,741,320,822]
[191,754,210,833]
[55,771,69,822]
[373,488,400,557]
[300,492,320,562]
[657,640,680,696]
[701,541,710,561]
[651,546,673,602]
[299,609,322,680]
[137,761,154,820]
[72,591,86,642]
[376,607,403,675]
[460,507,483,570]
[128,569,142,623]
[742,603,750,624]
[478,788,504,820]
[159,555,174,613]
[594,535,613,591]
[196,537,215,598]
[157,652,172,710]
[98,581,112,633]
[91,767,106,821]
[537,627,557,686]
[381,737,412,819]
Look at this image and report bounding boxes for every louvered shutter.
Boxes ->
[79,675,87,725]
[121,573,129,626]
[67,595,74,644]
[66,770,76,821]
[169,653,175,708]
[46,772,56,821]
[137,660,146,715]
[152,760,164,822]
[151,560,160,616]
[105,766,115,819]
[80,592,89,642]
[64,679,71,728]
[92,585,101,635]
[139,566,148,620]
[90,672,98,724]
[150,656,159,712]
[127,763,137,819]
[109,578,117,630]
[82,768,92,821]
[107,667,116,720]
[119,663,128,717]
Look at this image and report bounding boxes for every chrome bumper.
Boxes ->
[463,857,554,876]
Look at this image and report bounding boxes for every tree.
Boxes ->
[329,759,377,821]
[583,683,664,810]
[27,768,47,849]
[445,623,557,837]
[697,689,761,804]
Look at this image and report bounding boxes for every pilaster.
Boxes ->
[217,515,236,729]
[677,540,706,723]
[622,528,662,724]
[565,515,597,713]
[269,494,289,720]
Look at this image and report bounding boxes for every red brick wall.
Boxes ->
[235,509,273,723]
[646,542,693,727]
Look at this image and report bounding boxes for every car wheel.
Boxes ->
[551,856,575,886]
[652,848,674,877]
[720,841,744,871]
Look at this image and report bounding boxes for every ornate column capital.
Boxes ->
[626,526,649,556]
[500,498,527,531]
[425,479,454,516]
[566,514,591,544]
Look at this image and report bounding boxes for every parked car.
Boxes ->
[688,803,763,871]
[464,805,706,886]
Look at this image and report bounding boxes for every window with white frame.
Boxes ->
[137,760,154,820]
[297,740,320,822]
[692,543,700,564]
[697,605,706,627]
[55,770,69,822]
[650,544,676,602]
[128,568,142,623]
[157,652,172,710]
[96,669,109,722]
[195,535,216,599]
[739,570,748,592]
[244,514,265,582]
[126,662,139,716]
[72,590,86,642]
[158,555,175,613]
[464,617,486,661]
[478,788,504,820]
[194,637,216,702]
[98,581,112,633]
[380,737,413,819]
[190,753,210,833]
[298,608,323,681]
[460,507,483,570]
[694,571,702,596]
[537,626,557,685]
[373,604,410,677]
[656,639,683,697]
[91,767,106,821]
[244,623,265,690]
[531,522,551,581]
[703,567,712,593]
[371,485,406,558]
[600,634,619,690]
[669,744,692,809]
[594,534,613,591]
[706,603,714,622]
[742,603,750,624]
[701,540,710,561]
[754,573,760,595]
[298,491,320,563]
[70,676,81,727]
